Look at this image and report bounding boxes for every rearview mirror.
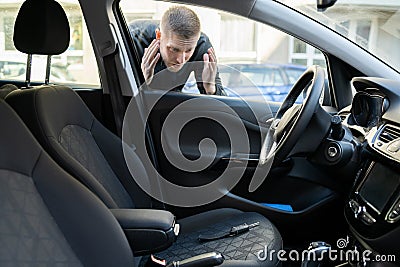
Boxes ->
[317,0,337,11]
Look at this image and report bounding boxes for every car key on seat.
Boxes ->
[198,222,260,242]
[230,222,260,236]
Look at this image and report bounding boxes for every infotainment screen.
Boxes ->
[359,163,400,213]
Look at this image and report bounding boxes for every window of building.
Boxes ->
[293,39,307,54]
[219,14,256,60]
[289,37,326,68]
[0,1,100,86]
[3,16,16,51]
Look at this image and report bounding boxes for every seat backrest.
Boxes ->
[0,98,135,266]
[0,84,18,99]
[7,0,152,209]
[7,85,152,209]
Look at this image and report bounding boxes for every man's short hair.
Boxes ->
[161,6,201,39]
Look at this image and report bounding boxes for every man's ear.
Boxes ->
[155,29,161,40]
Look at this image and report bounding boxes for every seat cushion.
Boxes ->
[141,208,282,267]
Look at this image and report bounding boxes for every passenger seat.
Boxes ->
[0,98,136,266]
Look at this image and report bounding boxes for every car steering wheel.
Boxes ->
[259,65,325,166]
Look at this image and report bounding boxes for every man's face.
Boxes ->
[158,31,199,72]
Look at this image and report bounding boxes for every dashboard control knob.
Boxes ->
[349,200,360,214]
[387,201,400,223]
[360,211,376,225]
[387,140,400,153]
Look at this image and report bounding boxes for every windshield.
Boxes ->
[277,0,400,72]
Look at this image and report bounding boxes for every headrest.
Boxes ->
[13,0,70,55]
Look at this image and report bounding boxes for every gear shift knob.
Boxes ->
[166,252,224,267]
[301,241,331,267]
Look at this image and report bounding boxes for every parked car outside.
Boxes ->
[182,63,307,102]
[0,57,75,83]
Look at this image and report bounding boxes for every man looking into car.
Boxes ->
[130,6,226,96]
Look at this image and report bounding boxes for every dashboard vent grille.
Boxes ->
[379,125,400,143]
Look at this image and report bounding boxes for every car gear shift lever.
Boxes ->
[166,252,224,267]
[301,241,331,267]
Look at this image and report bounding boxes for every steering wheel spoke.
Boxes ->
[259,65,325,166]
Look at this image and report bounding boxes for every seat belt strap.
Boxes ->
[103,46,125,137]
[103,43,165,209]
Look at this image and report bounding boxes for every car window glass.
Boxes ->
[279,0,400,73]
[0,0,100,86]
[120,0,327,102]
[286,68,305,84]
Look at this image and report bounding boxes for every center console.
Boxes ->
[111,209,225,267]
[111,209,179,256]
[345,156,400,260]
[347,161,400,232]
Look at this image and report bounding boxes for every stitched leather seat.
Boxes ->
[0,99,136,266]
[5,0,283,266]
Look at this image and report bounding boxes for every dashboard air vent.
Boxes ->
[339,114,347,122]
[379,125,400,143]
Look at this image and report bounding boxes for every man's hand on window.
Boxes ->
[202,47,217,95]
[141,39,160,85]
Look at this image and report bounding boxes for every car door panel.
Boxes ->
[143,90,275,187]
[143,89,347,245]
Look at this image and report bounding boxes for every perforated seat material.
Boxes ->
[0,100,136,266]
[60,124,133,208]
[140,209,281,267]
[0,170,82,266]
[6,86,151,209]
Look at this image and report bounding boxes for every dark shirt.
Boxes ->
[129,20,226,96]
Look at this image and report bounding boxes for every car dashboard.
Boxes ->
[338,77,400,259]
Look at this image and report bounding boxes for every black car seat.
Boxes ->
[0,99,136,266]
[0,84,18,99]
[5,0,282,266]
